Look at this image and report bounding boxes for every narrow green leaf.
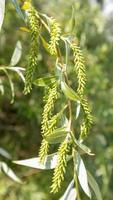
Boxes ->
[76,153,91,198]
[11,67,25,82]
[3,69,15,103]
[61,81,80,101]
[0,0,5,31]
[0,79,4,95]
[10,41,22,66]
[55,62,63,82]
[74,138,94,156]
[60,180,77,200]
[0,148,12,159]
[46,127,68,144]
[0,66,25,82]
[34,76,56,87]
[40,36,50,53]
[11,0,25,21]
[76,101,81,119]
[87,171,103,200]
[0,162,22,183]
[13,154,58,170]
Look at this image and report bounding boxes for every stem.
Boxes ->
[73,149,81,200]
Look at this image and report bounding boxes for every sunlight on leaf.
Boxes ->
[0,0,5,31]
[76,153,91,198]
[10,41,22,66]
[76,101,81,119]
[13,154,58,170]
[0,148,12,159]
[0,79,4,95]
[60,180,77,200]
[0,162,22,183]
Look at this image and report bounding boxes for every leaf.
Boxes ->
[76,101,81,119]
[1,66,25,82]
[3,69,15,103]
[0,0,5,31]
[0,79,4,95]
[0,148,12,159]
[61,81,80,101]
[19,26,30,33]
[13,154,58,170]
[10,41,22,66]
[0,162,22,183]
[87,171,103,200]
[74,138,94,156]
[40,36,50,53]
[11,67,25,82]
[60,180,77,200]
[11,0,25,21]
[34,76,56,87]
[76,153,91,198]
[46,127,68,144]
[56,62,62,80]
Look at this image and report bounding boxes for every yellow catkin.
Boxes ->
[39,83,58,162]
[41,83,58,136]
[23,3,40,94]
[38,139,49,162]
[49,18,61,55]
[51,140,70,193]
[80,98,93,138]
[71,41,86,96]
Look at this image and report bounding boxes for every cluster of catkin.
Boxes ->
[22,1,92,194]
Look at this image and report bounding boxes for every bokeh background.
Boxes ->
[0,0,113,199]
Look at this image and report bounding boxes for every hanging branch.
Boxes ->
[13,1,103,200]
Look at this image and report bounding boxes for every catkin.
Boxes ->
[39,83,58,162]
[71,41,86,96]
[38,139,49,162]
[41,83,58,136]
[23,5,40,94]
[51,140,70,193]
[80,98,93,138]
[49,18,61,55]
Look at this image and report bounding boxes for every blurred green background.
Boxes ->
[0,0,113,199]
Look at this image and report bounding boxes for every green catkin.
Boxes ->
[39,113,60,162]
[70,41,92,138]
[51,140,70,193]
[38,139,49,162]
[70,41,86,96]
[41,83,58,136]
[39,83,58,162]
[49,18,61,55]
[24,5,40,94]
[80,98,93,138]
